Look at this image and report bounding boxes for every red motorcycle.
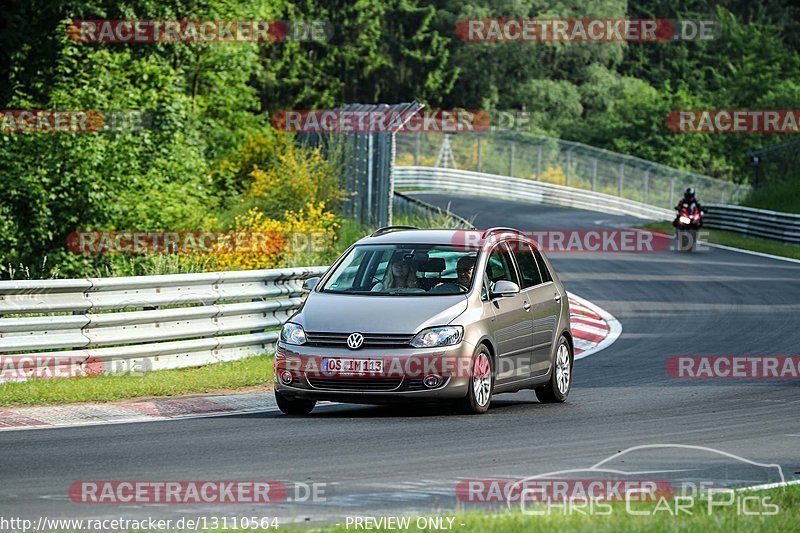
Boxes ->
[674,204,703,252]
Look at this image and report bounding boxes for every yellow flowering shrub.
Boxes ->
[185,135,345,271]
[537,166,567,185]
[248,141,345,218]
[198,202,339,271]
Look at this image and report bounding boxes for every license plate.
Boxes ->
[322,358,383,374]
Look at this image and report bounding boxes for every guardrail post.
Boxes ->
[591,157,597,191]
[618,161,625,197]
[536,144,542,179]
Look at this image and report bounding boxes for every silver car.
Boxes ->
[274,227,572,414]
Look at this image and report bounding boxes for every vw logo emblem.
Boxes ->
[347,332,364,350]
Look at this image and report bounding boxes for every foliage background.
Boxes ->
[1,0,798,277]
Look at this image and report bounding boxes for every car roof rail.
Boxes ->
[370,225,419,237]
[481,227,521,239]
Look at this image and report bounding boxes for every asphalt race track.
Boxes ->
[1,193,799,524]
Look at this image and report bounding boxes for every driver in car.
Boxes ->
[456,256,475,287]
[431,255,476,293]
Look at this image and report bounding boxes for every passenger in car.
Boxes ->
[372,256,418,291]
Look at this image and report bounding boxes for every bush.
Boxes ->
[198,202,339,271]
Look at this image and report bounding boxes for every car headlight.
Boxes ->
[280,322,307,345]
[410,326,463,348]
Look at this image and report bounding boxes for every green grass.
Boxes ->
[0,353,274,407]
[308,485,800,533]
[183,485,799,532]
[393,206,475,229]
[335,218,371,253]
[742,180,800,214]
[640,221,800,260]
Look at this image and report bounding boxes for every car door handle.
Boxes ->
[553,293,562,303]
[523,301,531,311]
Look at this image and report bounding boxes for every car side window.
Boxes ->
[533,249,553,283]
[487,242,519,285]
[512,242,544,288]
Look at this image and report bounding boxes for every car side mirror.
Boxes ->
[302,277,320,292]
[491,280,520,298]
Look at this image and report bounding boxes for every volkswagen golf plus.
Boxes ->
[274,227,572,414]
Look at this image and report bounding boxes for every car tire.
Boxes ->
[535,336,572,403]
[275,390,316,415]
[458,346,493,414]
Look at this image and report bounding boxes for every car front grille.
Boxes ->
[304,332,414,348]
[306,376,404,391]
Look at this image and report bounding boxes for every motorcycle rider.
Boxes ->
[673,187,704,227]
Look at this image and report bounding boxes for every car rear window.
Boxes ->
[513,242,544,288]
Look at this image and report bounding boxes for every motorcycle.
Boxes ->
[674,204,703,252]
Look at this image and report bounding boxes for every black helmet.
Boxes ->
[684,187,695,201]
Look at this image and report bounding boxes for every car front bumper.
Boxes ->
[273,341,475,403]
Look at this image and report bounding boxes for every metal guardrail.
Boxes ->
[705,204,800,244]
[394,166,675,221]
[395,166,800,245]
[0,267,327,378]
[395,131,751,208]
[3,180,794,381]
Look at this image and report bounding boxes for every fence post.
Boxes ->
[565,149,571,187]
[477,136,482,172]
[414,132,420,166]
[536,143,542,179]
[508,141,515,176]
[591,157,597,191]
[669,177,675,207]
[367,133,374,226]
[618,161,625,197]
[643,170,649,203]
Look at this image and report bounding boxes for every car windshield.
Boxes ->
[320,244,478,296]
